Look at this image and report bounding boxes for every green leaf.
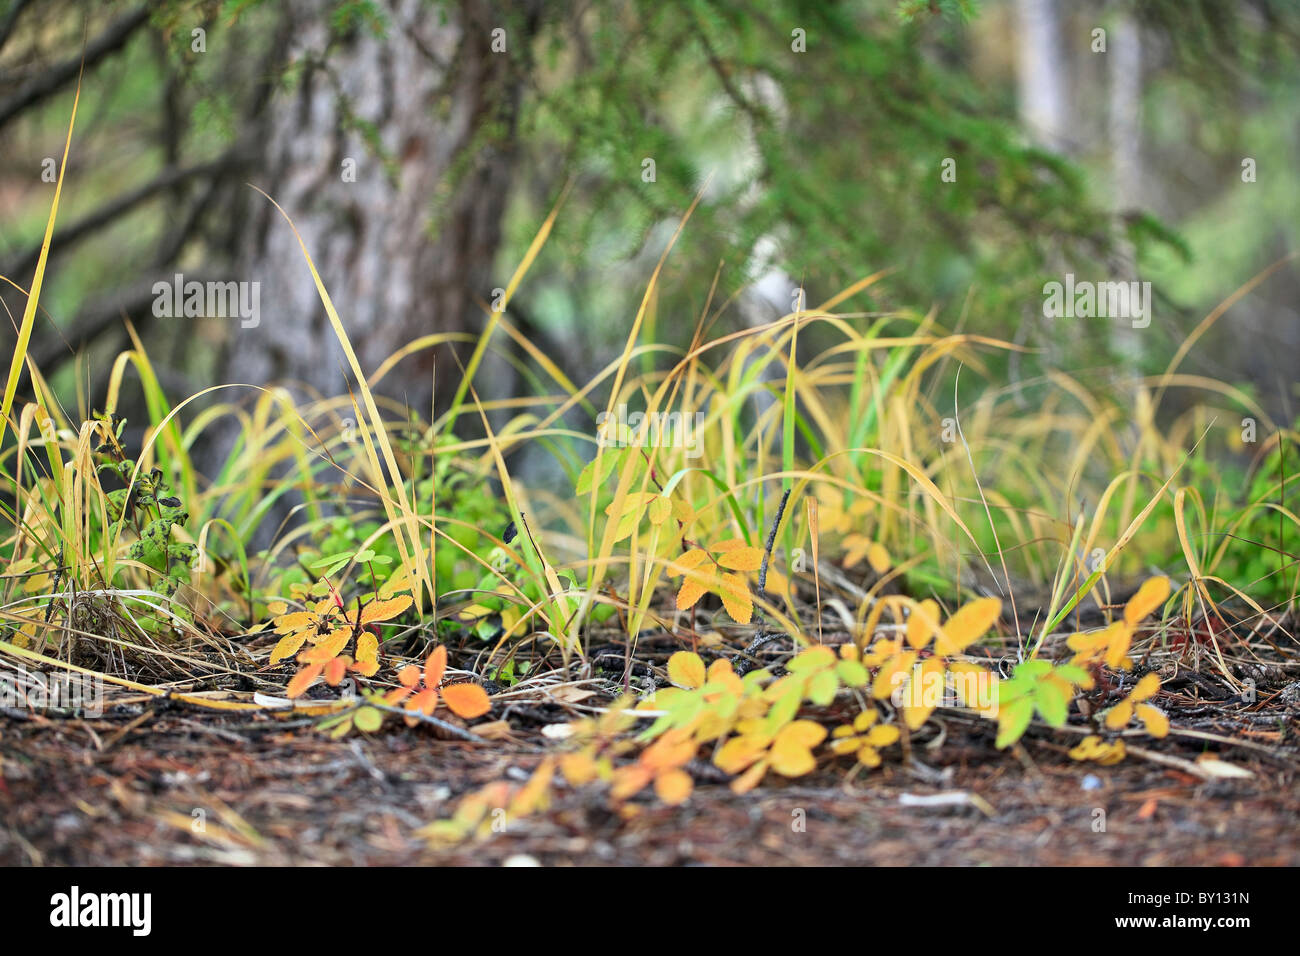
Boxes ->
[354,706,383,732]
[807,668,839,706]
[1034,680,1069,727]
[994,696,1034,749]
[836,658,869,688]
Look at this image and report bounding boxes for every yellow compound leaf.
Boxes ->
[443,682,491,718]
[667,650,706,689]
[1123,577,1171,627]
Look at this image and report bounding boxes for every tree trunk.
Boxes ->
[224,0,533,418]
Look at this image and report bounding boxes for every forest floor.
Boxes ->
[3,645,1297,866]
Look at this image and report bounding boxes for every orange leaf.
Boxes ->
[323,656,348,686]
[442,682,491,718]
[286,662,324,698]
[425,645,447,688]
[408,687,439,716]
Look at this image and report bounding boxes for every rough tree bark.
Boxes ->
[223,0,535,416]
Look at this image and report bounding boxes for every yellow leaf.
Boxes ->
[906,599,939,649]
[872,650,917,700]
[903,657,945,730]
[654,768,693,805]
[729,759,767,794]
[774,719,828,750]
[442,682,491,718]
[672,548,712,574]
[866,542,891,574]
[1131,672,1161,701]
[1135,703,1169,738]
[299,628,350,663]
[935,597,1001,656]
[355,632,378,663]
[676,577,708,611]
[560,753,598,785]
[1123,577,1171,627]
[270,631,308,665]
[667,651,707,689]
[647,495,672,526]
[714,736,767,774]
[717,572,753,624]
[272,611,315,634]
[1104,699,1134,729]
[359,594,413,625]
[769,737,817,777]
[716,545,763,572]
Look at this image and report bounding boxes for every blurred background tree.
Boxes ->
[1,0,1297,451]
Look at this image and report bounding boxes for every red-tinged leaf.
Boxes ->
[443,682,491,718]
[286,662,324,698]
[425,645,447,688]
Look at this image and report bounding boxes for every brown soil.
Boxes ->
[3,696,1295,866]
